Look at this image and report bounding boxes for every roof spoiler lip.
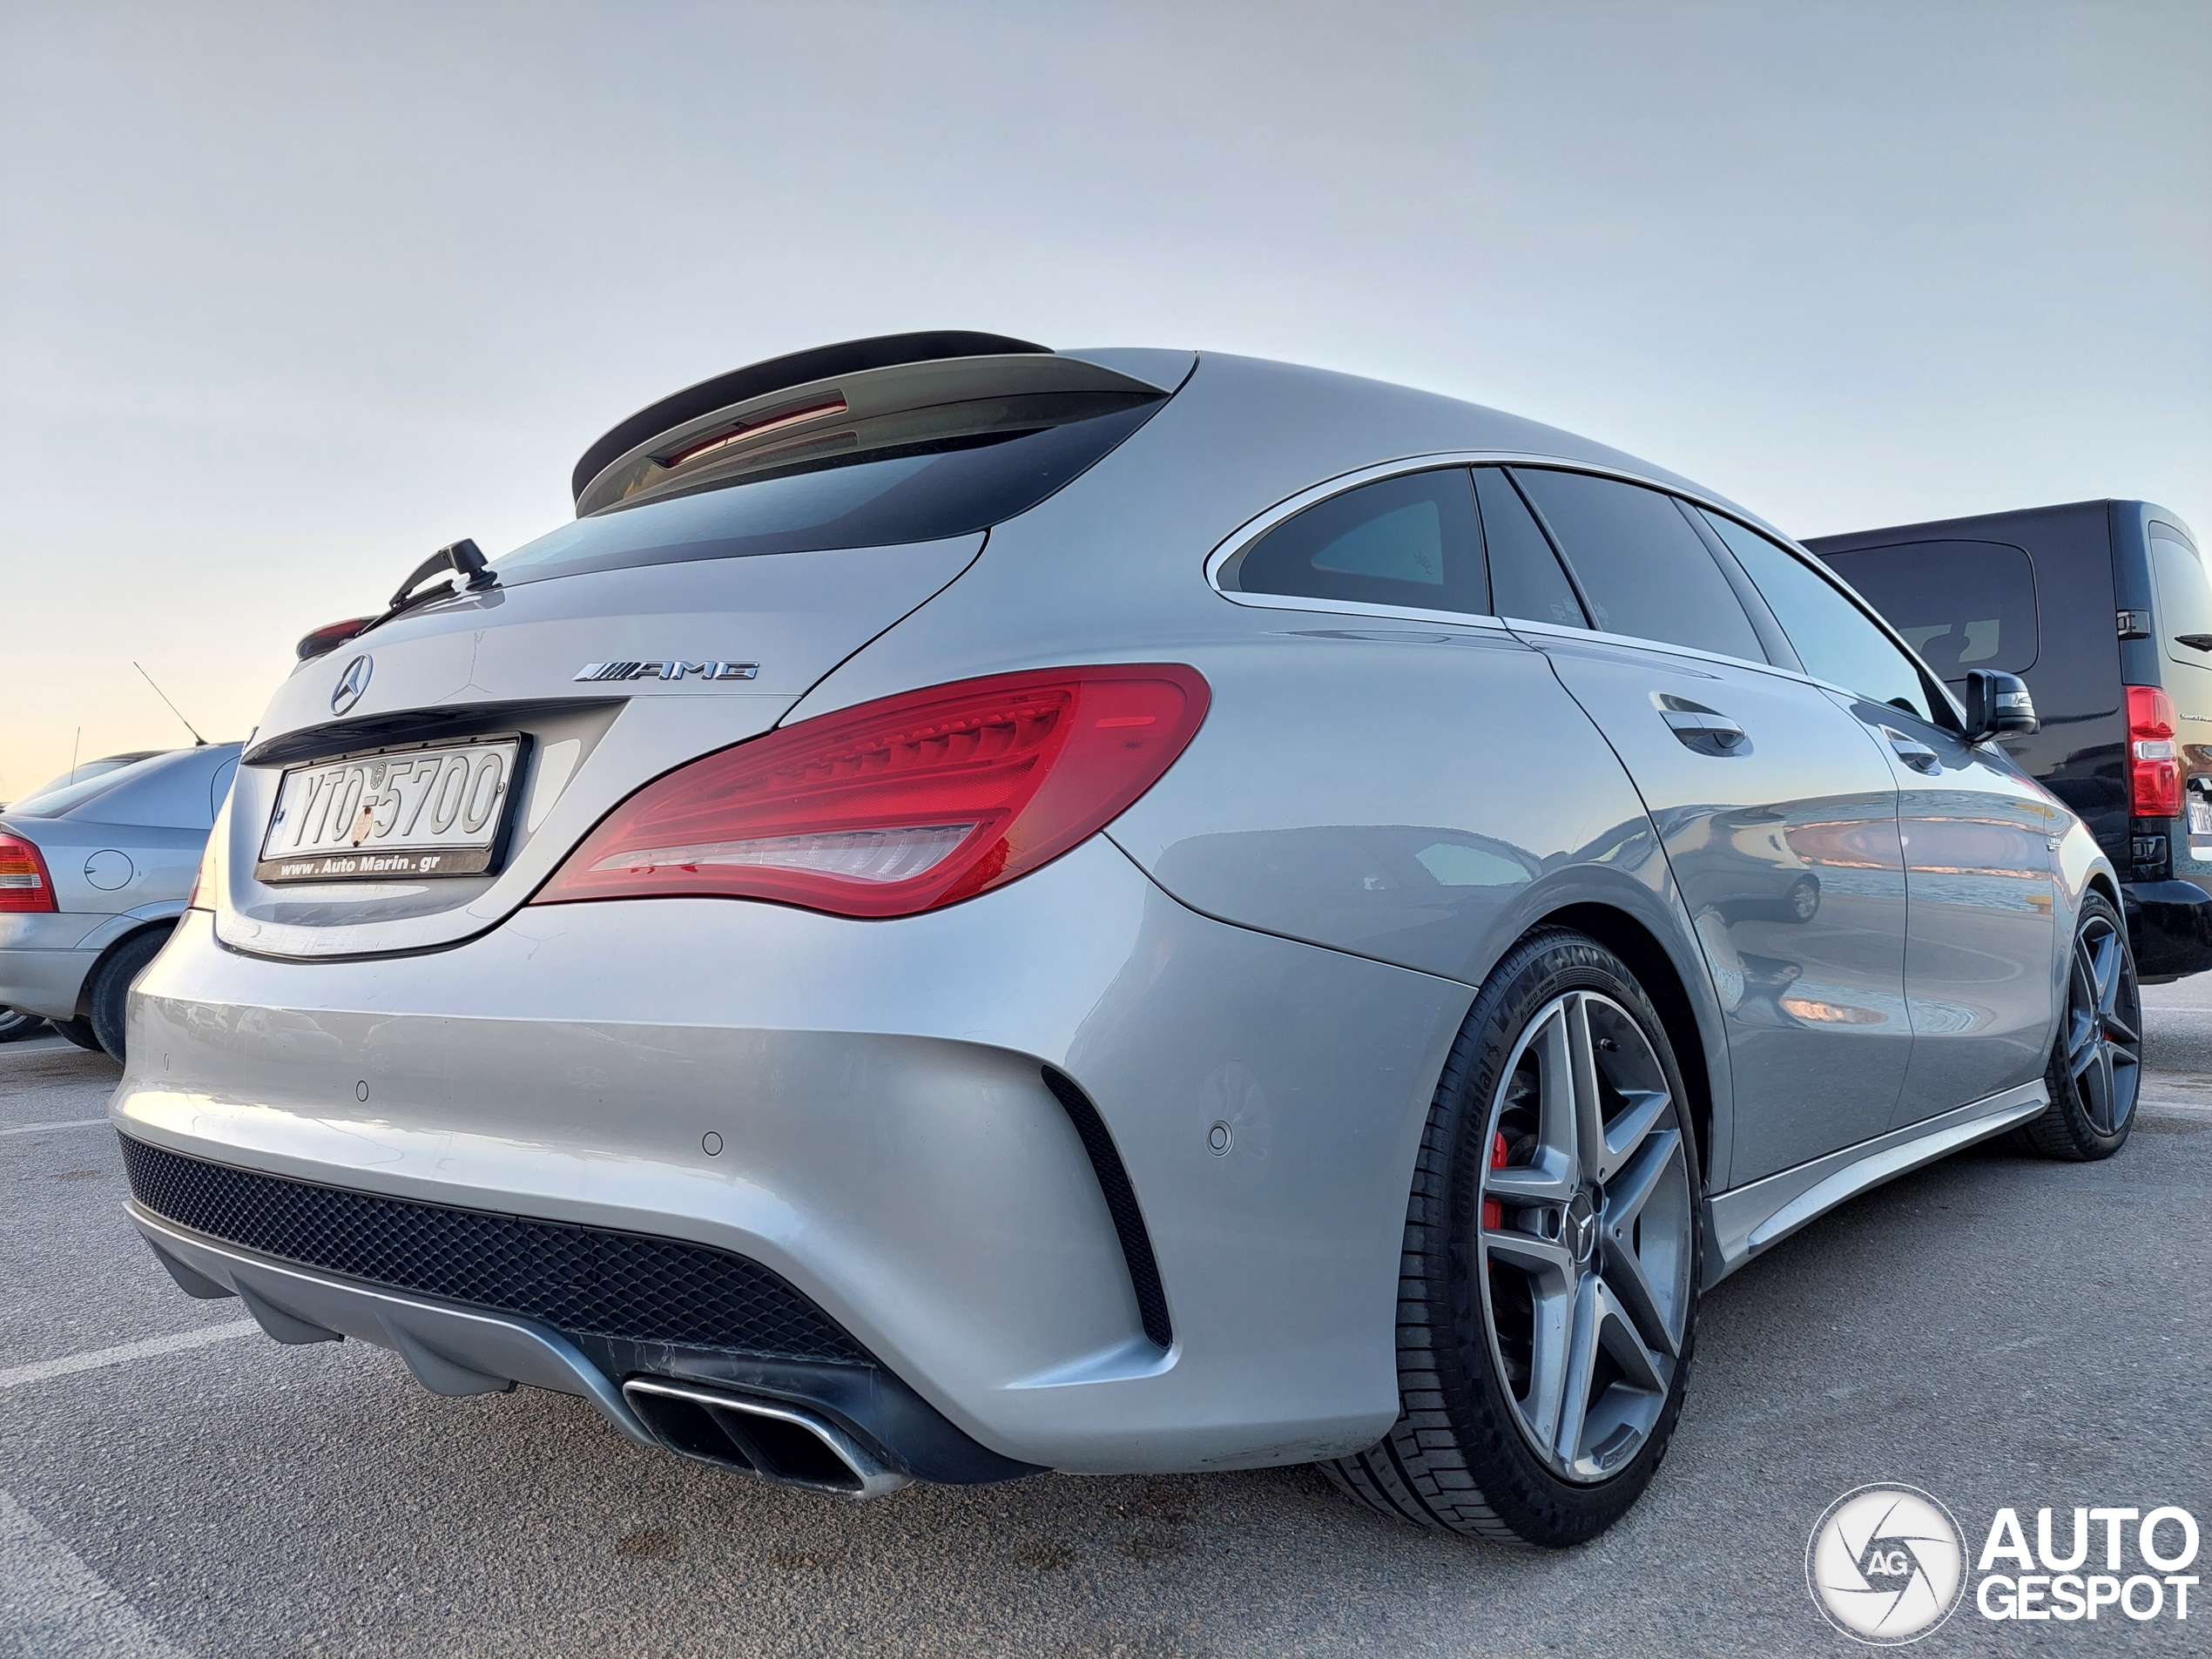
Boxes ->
[570,330,1053,507]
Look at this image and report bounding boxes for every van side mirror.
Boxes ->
[1965,669,2038,740]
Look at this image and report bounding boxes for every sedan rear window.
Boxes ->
[496,393,1162,583]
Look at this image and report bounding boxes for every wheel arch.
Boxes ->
[1535,900,1717,1195]
[74,917,179,1017]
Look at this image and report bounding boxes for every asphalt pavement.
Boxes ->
[3,1024,2208,1657]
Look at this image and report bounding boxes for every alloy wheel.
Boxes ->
[2064,912,2141,1136]
[1476,990,1693,1483]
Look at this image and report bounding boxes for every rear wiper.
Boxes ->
[2177,634,2212,652]
[354,539,500,642]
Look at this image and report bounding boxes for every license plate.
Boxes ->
[256,738,523,881]
[2192,792,2212,837]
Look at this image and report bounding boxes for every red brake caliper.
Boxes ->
[1481,1130,1507,1231]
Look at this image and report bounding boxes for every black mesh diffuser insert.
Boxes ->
[121,1135,870,1366]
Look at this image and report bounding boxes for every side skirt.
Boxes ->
[1704,1081,2047,1285]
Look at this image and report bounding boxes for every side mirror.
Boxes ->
[1965,669,2038,740]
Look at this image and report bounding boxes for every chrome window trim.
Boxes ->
[1204,449,1967,725]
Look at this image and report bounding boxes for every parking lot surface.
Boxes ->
[4,1019,2208,1657]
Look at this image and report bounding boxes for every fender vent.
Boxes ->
[1042,1068,1173,1349]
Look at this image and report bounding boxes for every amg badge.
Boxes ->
[574,661,759,682]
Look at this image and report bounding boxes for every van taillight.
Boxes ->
[2128,685,2180,818]
[532,664,1210,918]
[0,833,57,914]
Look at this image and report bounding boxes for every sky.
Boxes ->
[2,0,2206,800]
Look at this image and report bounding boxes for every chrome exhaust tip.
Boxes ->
[620,1377,912,1500]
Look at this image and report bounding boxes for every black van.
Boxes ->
[1804,500,2212,980]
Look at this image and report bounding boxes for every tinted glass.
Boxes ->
[1817,540,2039,681]
[494,398,1160,583]
[1473,468,1586,628]
[1701,509,1937,722]
[1225,469,1487,614]
[2151,531,2212,672]
[1512,469,1765,662]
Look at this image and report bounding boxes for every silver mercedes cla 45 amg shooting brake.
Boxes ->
[118,332,2139,1547]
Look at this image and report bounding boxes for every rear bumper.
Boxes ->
[0,943,98,1020]
[128,1198,1029,1486]
[2121,879,2212,981]
[115,836,1469,1473]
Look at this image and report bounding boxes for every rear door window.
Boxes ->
[1814,540,2038,683]
[1510,469,1766,662]
[1473,468,1587,628]
[1699,509,1941,724]
[1222,469,1488,615]
[2150,529,2212,673]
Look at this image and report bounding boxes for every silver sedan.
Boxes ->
[113,334,2136,1547]
[3,744,240,1057]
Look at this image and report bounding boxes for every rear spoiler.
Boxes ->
[570,330,1051,509]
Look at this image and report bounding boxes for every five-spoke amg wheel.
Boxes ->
[1329,927,1700,1546]
[2016,892,2141,1160]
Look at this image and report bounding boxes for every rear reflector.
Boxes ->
[2128,685,2180,819]
[533,664,1210,918]
[0,833,57,914]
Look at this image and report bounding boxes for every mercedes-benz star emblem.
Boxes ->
[330,654,373,715]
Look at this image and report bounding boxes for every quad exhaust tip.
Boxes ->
[621,1377,911,1500]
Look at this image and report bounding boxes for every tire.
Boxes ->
[0,1006,47,1042]
[2013,892,2141,1161]
[52,1015,107,1054]
[87,927,172,1062]
[1327,926,1702,1548]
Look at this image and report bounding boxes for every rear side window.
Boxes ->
[2150,529,2212,672]
[1474,468,1586,628]
[1815,540,2038,682]
[495,395,1162,583]
[1222,469,1487,615]
[1700,509,1939,723]
[1511,469,1765,662]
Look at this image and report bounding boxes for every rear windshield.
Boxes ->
[1816,539,2039,681]
[495,392,1162,583]
[7,752,172,818]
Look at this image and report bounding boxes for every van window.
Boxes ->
[1699,510,1941,724]
[1511,469,1765,662]
[1474,468,1587,628]
[1223,469,1487,615]
[1814,540,2037,682]
[2151,530,2212,673]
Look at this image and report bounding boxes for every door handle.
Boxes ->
[1661,708,1749,757]
[1885,730,1942,775]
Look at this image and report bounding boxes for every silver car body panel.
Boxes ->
[117,347,2117,1474]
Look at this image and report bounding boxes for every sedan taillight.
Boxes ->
[533,664,1211,918]
[0,833,57,914]
[2128,685,2180,818]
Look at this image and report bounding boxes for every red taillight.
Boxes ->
[0,833,57,914]
[2128,685,2180,818]
[533,664,1211,918]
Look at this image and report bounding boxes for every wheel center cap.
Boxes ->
[1565,1190,1598,1266]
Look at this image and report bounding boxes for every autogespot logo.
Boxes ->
[1807,1485,1967,1644]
